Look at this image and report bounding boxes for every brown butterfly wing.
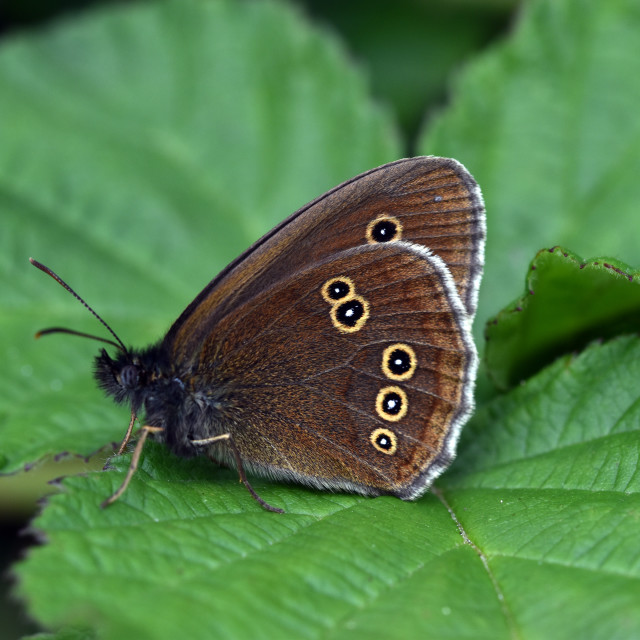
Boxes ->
[192,242,476,498]
[164,157,485,367]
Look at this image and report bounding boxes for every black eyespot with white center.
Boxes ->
[376,386,408,422]
[372,219,397,242]
[321,276,355,304]
[329,294,370,333]
[377,433,392,449]
[337,299,363,326]
[389,351,410,374]
[366,215,402,244]
[370,428,398,455]
[381,343,417,381]
[322,277,352,303]
[328,280,350,300]
[384,392,401,414]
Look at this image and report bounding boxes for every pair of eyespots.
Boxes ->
[321,276,369,333]
[370,386,406,455]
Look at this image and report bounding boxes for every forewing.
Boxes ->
[165,157,485,366]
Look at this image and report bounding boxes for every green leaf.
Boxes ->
[420,0,640,343]
[0,0,399,473]
[485,246,640,388]
[440,335,640,639]
[15,336,640,638]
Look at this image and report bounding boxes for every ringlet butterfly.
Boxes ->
[32,156,485,513]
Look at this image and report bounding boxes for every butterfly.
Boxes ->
[32,156,485,512]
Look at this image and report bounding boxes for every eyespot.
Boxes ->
[321,276,354,304]
[366,215,402,244]
[330,295,369,333]
[434,195,443,203]
[370,428,398,455]
[381,343,417,381]
[375,386,408,422]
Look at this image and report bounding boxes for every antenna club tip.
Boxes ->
[34,331,43,339]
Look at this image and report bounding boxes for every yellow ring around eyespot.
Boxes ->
[381,343,417,381]
[375,385,408,422]
[321,275,356,305]
[369,427,398,455]
[329,295,370,333]
[366,214,403,244]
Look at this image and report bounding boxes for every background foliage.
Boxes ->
[0,0,638,638]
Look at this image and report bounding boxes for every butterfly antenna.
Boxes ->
[30,258,128,354]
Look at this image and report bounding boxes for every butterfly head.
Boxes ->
[95,348,143,405]
[93,344,181,414]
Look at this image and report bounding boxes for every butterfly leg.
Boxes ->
[116,410,138,455]
[102,411,138,471]
[226,437,284,514]
[192,434,284,513]
[101,425,163,508]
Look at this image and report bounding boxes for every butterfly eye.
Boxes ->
[366,215,402,244]
[330,295,369,333]
[321,276,354,303]
[381,343,417,381]
[375,386,408,422]
[120,364,139,388]
[369,428,398,455]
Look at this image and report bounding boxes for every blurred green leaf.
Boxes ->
[420,0,640,344]
[485,246,640,388]
[16,336,640,638]
[298,0,512,139]
[0,0,399,473]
